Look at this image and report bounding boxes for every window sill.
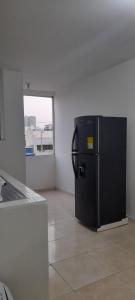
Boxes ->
[25,153,55,158]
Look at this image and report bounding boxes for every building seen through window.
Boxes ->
[24,96,53,156]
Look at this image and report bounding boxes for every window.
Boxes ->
[23,95,54,156]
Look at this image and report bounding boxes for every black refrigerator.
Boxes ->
[72,116,127,231]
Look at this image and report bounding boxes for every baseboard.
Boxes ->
[97,218,128,232]
[34,187,56,193]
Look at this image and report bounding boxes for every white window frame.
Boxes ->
[23,89,55,156]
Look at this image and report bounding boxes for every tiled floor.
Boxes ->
[40,190,135,300]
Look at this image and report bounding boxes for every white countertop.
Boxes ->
[0,169,47,208]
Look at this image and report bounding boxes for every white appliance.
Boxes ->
[0,177,6,201]
[0,170,48,300]
[0,282,14,300]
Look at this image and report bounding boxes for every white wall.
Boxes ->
[26,155,55,190]
[55,58,135,219]
[0,69,26,183]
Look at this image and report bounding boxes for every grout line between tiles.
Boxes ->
[50,264,75,293]
[50,250,135,292]
[48,239,118,265]
[46,191,135,296]
[49,250,89,265]
[72,264,135,293]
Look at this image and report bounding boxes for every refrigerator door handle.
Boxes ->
[79,165,85,177]
[72,153,78,178]
[72,125,78,152]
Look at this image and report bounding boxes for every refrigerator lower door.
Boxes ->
[75,154,98,228]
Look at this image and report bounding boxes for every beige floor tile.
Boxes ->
[48,215,120,244]
[49,266,71,300]
[48,202,74,213]
[53,252,114,290]
[81,234,115,252]
[53,292,80,300]
[48,206,74,225]
[49,233,114,263]
[48,224,64,242]
[113,230,135,256]
[48,218,96,242]
[123,219,135,232]
[40,190,135,299]
[77,272,135,300]
[42,190,75,211]
[116,266,135,290]
[90,244,135,273]
[99,224,130,242]
[49,237,88,263]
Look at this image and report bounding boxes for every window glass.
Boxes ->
[24,96,54,156]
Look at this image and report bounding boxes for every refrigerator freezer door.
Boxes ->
[75,154,98,228]
[74,116,98,154]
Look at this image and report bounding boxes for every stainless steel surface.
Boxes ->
[1,181,26,202]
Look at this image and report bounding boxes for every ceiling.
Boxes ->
[1,0,135,92]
